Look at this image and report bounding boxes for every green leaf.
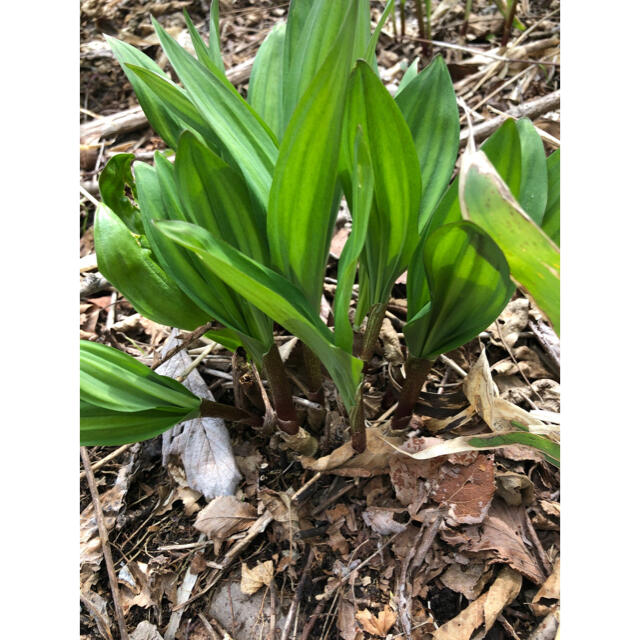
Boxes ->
[175,132,268,263]
[248,22,287,140]
[395,58,419,97]
[342,60,422,306]
[515,118,548,224]
[424,118,522,238]
[98,154,142,234]
[80,341,200,413]
[152,16,278,211]
[404,221,515,360]
[156,220,363,409]
[268,0,359,310]
[460,149,560,333]
[134,158,273,358]
[93,202,211,330]
[334,129,374,353]
[183,9,225,76]
[105,35,190,150]
[364,0,395,66]
[208,0,225,72]
[395,55,460,230]
[541,149,560,245]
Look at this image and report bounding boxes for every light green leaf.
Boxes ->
[460,149,560,333]
[268,0,359,310]
[156,220,363,409]
[404,221,514,360]
[152,16,278,211]
[248,22,286,140]
[541,149,560,245]
[98,153,142,234]
[334,129,374,353]
[94,202,210,330]
[208,0,225,72]
[395,55,459,230]
[364,0,395,66]
[516,118,548,224]
[395,57,419,97]
[183,9,225,76]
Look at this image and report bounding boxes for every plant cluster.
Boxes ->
[81,0,559,458]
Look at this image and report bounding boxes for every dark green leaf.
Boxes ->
[404,221,515,359]
[541,149,560,245]
[516,118,548,224]
[98,153,142,234]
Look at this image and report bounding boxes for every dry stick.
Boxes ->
[300,530,404,640]
[151,322,214,370]
[459,90,560,143]
[80,447,129,640]
[197,612,221,639]
[79,443,132,481]
[280,548,314,640]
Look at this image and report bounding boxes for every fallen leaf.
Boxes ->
[441,501,548,585]
[337,600,364,640]
[194,495,257,541]
[488,298,530,348]
[130,621,163,640]
[118,562,155,615]
[440,562,494,601]
[431,454,495,526]
[240,560,274,595]
[355,605,397,637]
[380,318,404,365]
[362,507,408,535]
[495,471,535,506]
[330,226,351,258]
[531,559,559,617]
[300,427,402,477]
[433,566,522,640]
[492,346,551,380]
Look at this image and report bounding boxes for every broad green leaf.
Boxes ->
[395,55,459,230]
[334,130,374,353]
[175,132,268,263]
[80,341,200,413]
[152,17,278,210]
[94,202,210,330]
[208,0,225,72]
[281,0,365,126]
[343,60,422,306]
[81,403,193,446]
[460,149,560,333]
[134,158,273,358]
[395,58,419,97]
[98,154,142,234]
[516,118,548,224]
[105,35,190,150]
[541,149,560,245]
[425,118,522,238]
[204,328,244,353]
[157,220,363,409]
[248,22,286,140]
[268,0,359,310]
[404,221,515,360]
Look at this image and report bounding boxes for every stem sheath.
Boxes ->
[263,343,299,435]
[200,399,262,426]
[391,355,435,430]
[360,302,387,365]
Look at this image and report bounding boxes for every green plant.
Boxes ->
[86,0,559,457]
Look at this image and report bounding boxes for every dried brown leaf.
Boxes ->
[440,562,494,601]
[495,472,535,506]
[355,605,397,637]
[531,559,560,617]
[337,600,364,640]
[488,298,530,348]
[240,560,274,595]
[433,566,522,640]
[194,495,257,541]
[362,508,408,535]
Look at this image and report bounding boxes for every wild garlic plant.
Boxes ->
[82,0,559,454]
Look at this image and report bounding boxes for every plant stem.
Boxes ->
[414,0,427,56]
[462,0,473,37]
[262,343,299,435]
[424,0,432,57]
[400,0,406,36]
[360,302,388,365]
[349,384,366,453]
[391,355,435,430]
[501,0,518,47]
[200,398,262,426]
[302,344,324,403]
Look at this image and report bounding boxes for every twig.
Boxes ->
[291,472,323,505]
[80,447,129,640]
[459,90,560,143]
[280,547,314,640]
[197,612,221,639]
[80,184,101,207]
[152,322,214,369]
[79,443,132,481]
[177,341,216,382]
[208,614,236,640]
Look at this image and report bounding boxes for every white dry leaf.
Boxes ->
[159,330,242,500]
[488,298,530,349]
[194,495,257,541]
[130,621,163,640]
[362,507,408,535]
[464,349,545,432]
[240,560,274,595]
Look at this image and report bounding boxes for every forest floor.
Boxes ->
[80,2,560,639]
